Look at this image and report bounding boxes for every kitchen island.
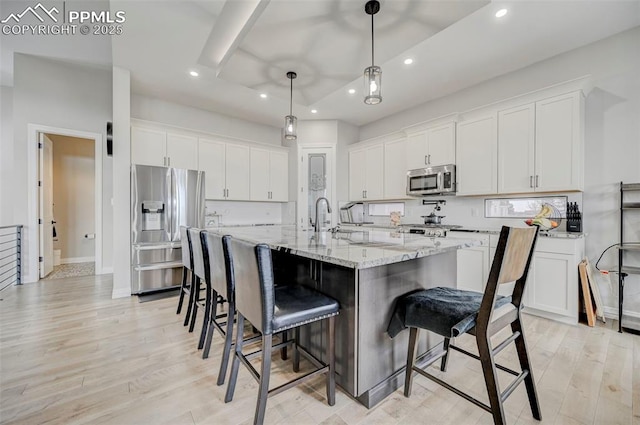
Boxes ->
[209,225,479,407]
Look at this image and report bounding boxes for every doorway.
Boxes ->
[297,146,336,231]
[27,125,103,282]
[40,134,97,279]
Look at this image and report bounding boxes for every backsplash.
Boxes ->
[205,200,295,227]
[363,193,584,231]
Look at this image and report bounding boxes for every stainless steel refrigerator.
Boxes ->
[131,165,205,294]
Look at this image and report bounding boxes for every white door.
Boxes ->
[364,145,384,200]
[39,134,54,278]
[383,138,407,199]
[269,151,289,202]
[166,133,198,169]
[249,148,270,201]
[131,127,166,167]
[426,123,456,166]
[198,138,226,200]
[456,246,489,293]
[498,104,535,193]
[456,114,498,196]
[527,252,573,317]
[299,148,334,230]
[225,144,250,200]
[405,133,428,170]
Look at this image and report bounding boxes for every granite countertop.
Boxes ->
[450,227,586,239]
[206,225,480,269]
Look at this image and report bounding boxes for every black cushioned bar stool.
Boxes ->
[187,228,210,349]
[225,238,339,425]
[177,226,195,326]
[388,226,541,425]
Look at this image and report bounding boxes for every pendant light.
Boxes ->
[284,71,297,141]
[364,0,381,105]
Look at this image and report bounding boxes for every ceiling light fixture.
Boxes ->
[404,58,413,65]
[348,88,356,95]
[260,93,268,99]
[311,109,318,114]
[495,8,507,18]
[364,0,381,105]
[189,70,199,77]
[284,71,297,141]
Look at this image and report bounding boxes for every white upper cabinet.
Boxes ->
[225,144,251,201]
[131,127,198,169]
[456,114,498,196]
[496,91,584,194]
[405,122,456,170]
[131,127,166,167]
[198,138,226,200]
[249,148,289,202]
[498,103,536,193]
[383,138,408,199]
[166,133,198,169]
[534,92,584,192]
[349,144,384,201]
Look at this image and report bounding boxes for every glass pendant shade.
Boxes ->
[364,65,382,105]
[284,114,297,141]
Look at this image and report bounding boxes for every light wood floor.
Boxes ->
[1,274,638,425]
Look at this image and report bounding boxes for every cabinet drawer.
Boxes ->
[449,232,490,246]
[535,237,578,254]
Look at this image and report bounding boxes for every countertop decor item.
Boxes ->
[525,203,561,230]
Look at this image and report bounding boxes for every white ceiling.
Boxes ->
[3,1,640,128]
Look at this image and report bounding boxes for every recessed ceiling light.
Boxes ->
[348,88,356,94]
[189,70,199,77]
[495,8,507,18]
[260,93,268,99]
[311,109,318,114]
[404,58,413,65]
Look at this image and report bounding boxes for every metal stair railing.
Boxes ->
[0,225,23,291]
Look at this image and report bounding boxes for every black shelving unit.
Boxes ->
[618,182,640,333]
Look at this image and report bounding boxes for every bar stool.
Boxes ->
[388,226,540,425]
[177,226,194,326]
[225,238,339,425]
[200,231,237,379]
[187,228,210,349]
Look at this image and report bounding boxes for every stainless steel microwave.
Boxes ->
[406,164,456,196]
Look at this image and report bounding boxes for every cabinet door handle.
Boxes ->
[530,176,533,188]
[364,190,367,198]
[535,175,539,188]
[428,154,431,165]
[424,155,428,165]
[167,157,171,167]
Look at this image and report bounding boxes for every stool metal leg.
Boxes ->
[183,271,196,326]
[292,327,300,373]
[177,267,188,314]
[512,319,542,420]
[225,314,245,403]
[198,286,212,350]
[189,276,201,332]
[404,327,419,397]
[326,316,336,406]
[254,334,273,425]
[477,334,507,425]
[440,337,451,372]
[217,301,236,386]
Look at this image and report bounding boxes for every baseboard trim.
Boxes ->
[60,256,95,264]
[603,306,640,320]
[112,287,131,299]
[100,267,114,274]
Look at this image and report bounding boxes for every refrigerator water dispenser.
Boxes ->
[141,201,164,231]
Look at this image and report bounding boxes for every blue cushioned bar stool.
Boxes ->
[225,238,339,425]
[177,226,195,326]
[388,226,541,425]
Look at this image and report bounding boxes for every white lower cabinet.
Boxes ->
[454,233,490,293]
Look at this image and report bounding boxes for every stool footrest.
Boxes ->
[269,366,329,397]
[449,345,519,376]
[501,369,529,402]
[413,366,492,413]
[492,331,520,357]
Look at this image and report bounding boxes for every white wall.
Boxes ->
[131,94,281,146]
[358,27,640,316]
[11,54,113,282]
[112,66,131,298]
[0,85,13,225]
[49,134,95,262]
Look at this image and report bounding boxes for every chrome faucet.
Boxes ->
[314,197,332,233]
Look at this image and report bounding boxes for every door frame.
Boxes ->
[296,144,337,230]
[27,124,104,282]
